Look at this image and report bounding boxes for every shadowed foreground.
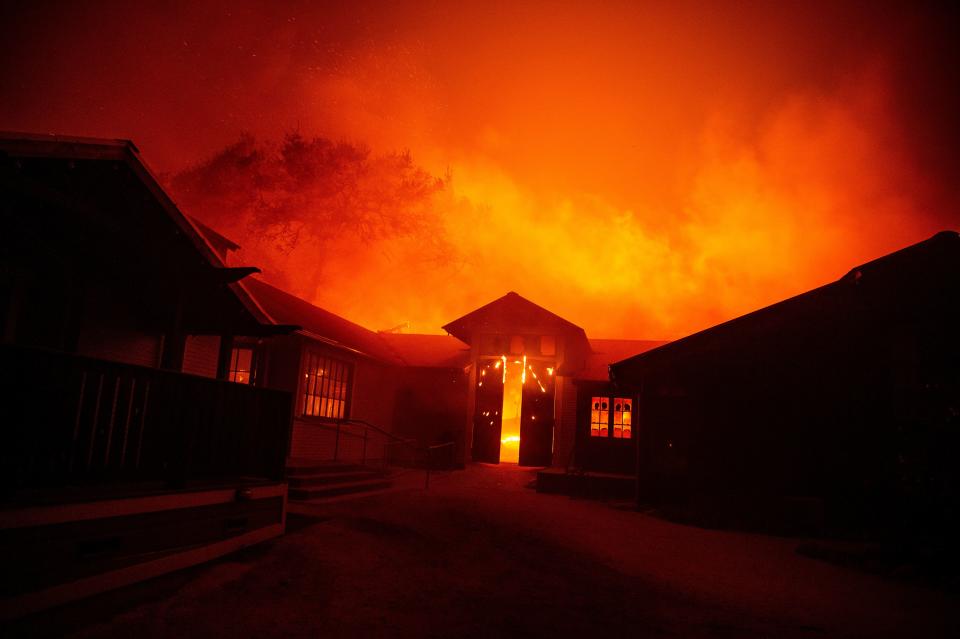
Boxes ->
[16,465,958,638]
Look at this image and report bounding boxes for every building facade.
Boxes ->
[0,132,294,619]
[610,231,960,535]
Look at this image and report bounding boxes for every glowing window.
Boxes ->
[540,335,556,356]
[302,352,352,419]
[613,397,632,439]
[590,396,609,437]
[228,347,255,384]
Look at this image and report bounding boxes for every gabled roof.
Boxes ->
[241,277,403,364]
[0,131,292,336]
[191,217,240,259]
[610,231,960,380]
[442,291,589,346]
[1,132,227,269]
[378,333,471,368]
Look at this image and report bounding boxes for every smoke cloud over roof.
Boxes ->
[2,1,957,337]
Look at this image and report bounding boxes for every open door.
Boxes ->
[472,370,504,463]
[518,380,555,467]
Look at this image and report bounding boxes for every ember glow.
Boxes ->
[500,359,524,464]
[2,2,957,338]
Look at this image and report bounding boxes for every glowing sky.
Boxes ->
[2,1,957,337]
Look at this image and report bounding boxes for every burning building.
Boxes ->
[201,241,666,477]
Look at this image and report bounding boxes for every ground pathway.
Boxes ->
[18,464,959,638]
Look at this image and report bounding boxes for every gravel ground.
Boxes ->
[13,464,958,638]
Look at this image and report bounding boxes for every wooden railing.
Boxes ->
[0,344,293,499]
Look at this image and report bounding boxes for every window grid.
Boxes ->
[590,395,633,439]
[613,397,632,439]
[302,352,351,419]
[228,347,254,384]
[590,396,609,437]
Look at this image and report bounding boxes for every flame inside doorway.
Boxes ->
[499,359,524,463]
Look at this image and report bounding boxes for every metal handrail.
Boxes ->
[299,416,454,488]
[336,418,411,443]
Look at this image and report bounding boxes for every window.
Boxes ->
[613,398,632,439]
[540,335,556,356]
[302,352,351,419]
[590,396,632,439]
[590,396,609,437]
[228,347,255,384]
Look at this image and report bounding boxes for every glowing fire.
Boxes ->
[145,4,948,342]
[501,435,521,444]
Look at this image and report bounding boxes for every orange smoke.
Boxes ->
[174,68,939,339]
[161,5,949,339]
[4,3,952,339]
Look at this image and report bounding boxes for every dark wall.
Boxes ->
[393,366,469,454]
[629,269,960,536]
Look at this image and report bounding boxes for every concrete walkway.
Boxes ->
[20,464,959,638]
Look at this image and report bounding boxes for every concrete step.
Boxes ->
[288,477,393,501]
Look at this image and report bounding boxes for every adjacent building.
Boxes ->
[0,132,295,619]
[611,231,960,534]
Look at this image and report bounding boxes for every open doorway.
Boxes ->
[499,359,524,463]
[472,356,556,466]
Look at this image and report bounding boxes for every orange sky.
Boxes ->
[2,1,957,338]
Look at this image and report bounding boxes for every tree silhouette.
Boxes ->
[169,132,449,255]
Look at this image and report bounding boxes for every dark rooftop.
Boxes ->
[378,333,471,368]
[241,277,404,364]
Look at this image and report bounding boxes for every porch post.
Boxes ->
[216,334,235,380]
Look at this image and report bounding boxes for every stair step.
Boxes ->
[288,470,383,488]
[288,478,393,501]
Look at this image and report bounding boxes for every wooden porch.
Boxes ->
[0,344,293,620]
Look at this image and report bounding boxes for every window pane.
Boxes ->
[319,358,332,416]
[303,354,316,415]
[328,360,340,417]
[540,335,556,356]
[299,352,352,420]
[614,397,632,439]
[590,396,610,437]
[235,348,252,372]
[229,347,255,385]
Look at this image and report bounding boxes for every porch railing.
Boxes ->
[0,343,292,500]
[309,418,456,488]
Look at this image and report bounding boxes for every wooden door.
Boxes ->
[471,371,504,463]
[518,382,555,467]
